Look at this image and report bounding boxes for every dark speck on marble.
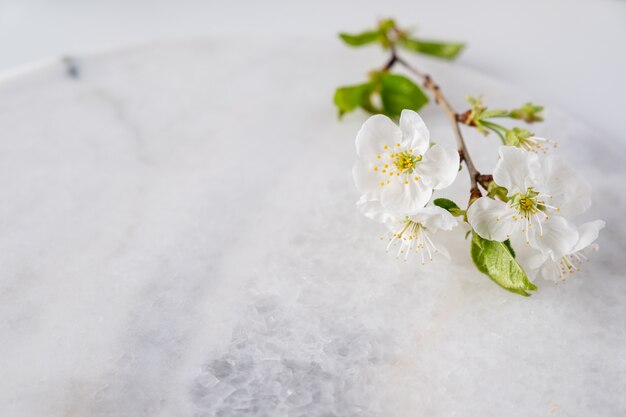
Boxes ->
[62,56,80,79]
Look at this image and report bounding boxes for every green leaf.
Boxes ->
[470,233,537,296]
[333,82,375,118]
[503,239,516,257]
[486,181,508,201]
[466,95,481,107]
[377,18,396,32]
[509,102,544,123]
[470,235,489,275]
[339,30,383,47]
[482,109,509,118]
[379,73,428,117]
[433,198,464,217]
[433,198,459,211]
[400,38,465,59]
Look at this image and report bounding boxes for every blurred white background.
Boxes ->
[0,0,624,140]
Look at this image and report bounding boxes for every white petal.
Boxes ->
[572,220,605,252]
[467,197,517,241]
[521,250,550,282]
[355,114,402,157]
[356,194,397,224]
[409,206,458,232]
[416,144,460,190]
[493,146,540,195]
[540,154,591,217]
[583,243,600,256]
[540,259,563,283]
[526,251,549,270]
[353,159,382,195]
[399,110,429,154]
[512,232,549,278]
[381,178,432,215]
[528,215,578,259]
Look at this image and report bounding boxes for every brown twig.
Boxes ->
[382,48,484,200]
[382,44,398,70]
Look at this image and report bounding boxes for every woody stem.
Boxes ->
[383,46,483,200]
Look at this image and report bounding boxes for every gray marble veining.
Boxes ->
[0,39,624,417]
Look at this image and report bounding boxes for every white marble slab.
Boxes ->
[0,39,624,417]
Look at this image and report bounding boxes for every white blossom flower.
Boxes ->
[353,110,459,215]
[523,220,605,282]
[467,146,591,258]
[358,195,458,264]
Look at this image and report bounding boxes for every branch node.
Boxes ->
[457,110,475,126]
[469,188,482,204]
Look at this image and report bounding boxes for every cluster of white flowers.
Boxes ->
[353,110,604,283]
[467,146,604,282]
[353,110,460,264]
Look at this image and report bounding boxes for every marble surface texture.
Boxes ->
[0,39,625,417]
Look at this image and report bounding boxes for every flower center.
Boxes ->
[519,197,536,212]
[507,188,559,244]
[373,148,422,187]
[556,245,596,280]
[518,136,556,154]
[385,218,439,264]
[559,256,580,276]
[510,189,540,217]
[393,151,421,173]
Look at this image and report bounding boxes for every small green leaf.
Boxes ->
[433,198,465,217]
[379,73,428,117]
[509,102,544,123]
[503,239,516,257]
[470,233,537,296]
[466,95,480,107]
[433,198,459,211]
[470,234,489,275]
[400,38,465,59]
[486,181,508,201]
[482,109,509,118]
[333,82,375,118]
[339,30,383,47]
[377,18,396,32]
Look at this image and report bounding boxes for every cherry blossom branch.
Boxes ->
[383,46,483,200]
[336,19,604,295]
